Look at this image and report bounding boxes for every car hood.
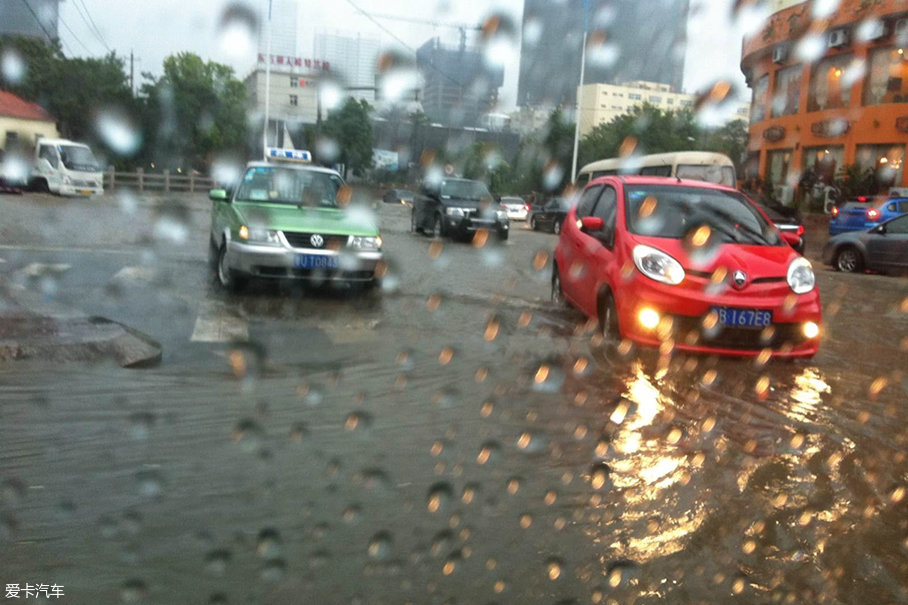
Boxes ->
[634,237,800,276]
[233,202,378,236]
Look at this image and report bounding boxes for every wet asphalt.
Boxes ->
[0,191,906,604]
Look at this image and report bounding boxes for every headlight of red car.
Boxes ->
[787,257,816,294]
[632,245,685,285]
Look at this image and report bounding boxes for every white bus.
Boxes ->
[576,151,737,188]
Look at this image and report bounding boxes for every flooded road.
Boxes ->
[1,192,906,603]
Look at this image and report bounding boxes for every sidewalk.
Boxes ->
[0,279,161,367]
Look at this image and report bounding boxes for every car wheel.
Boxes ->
[208,236,219,271]
[530,216,538,230]
[834,246,863,273]
[553,220,562,235]
[31,178,49,193]
[598,291,620,345]
[410,210,420,234]
[432,214,444,239]
[217,243,245,291]
[551,264,567,307]
[498,230,509,242]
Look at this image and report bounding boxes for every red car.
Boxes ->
[552,176,821,358]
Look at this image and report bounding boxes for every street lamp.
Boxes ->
[570,0,591,183]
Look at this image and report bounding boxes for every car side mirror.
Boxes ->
[580,216,604,232]
[873,224,886,235]
[209,189,229,202]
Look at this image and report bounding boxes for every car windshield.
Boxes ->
[440,179,491,201]
[501,197,523,204]
[676,163,736,187]
[234,167,343,207]
[58,145,98,171]
[625,185,781,245]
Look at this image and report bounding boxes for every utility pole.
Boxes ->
[130,51,135,96]
[571,0,591,184]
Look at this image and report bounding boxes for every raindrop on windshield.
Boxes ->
[95,107,142,156]
[216,3,258,62]
[1,48,26,84]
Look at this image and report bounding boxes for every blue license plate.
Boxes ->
[294,254,338,270]
[711,307,772,328]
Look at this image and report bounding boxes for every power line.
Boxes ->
[18,0,54,43]
[57,14,94,56]
[72,0,111,53]
[341,0,477,90]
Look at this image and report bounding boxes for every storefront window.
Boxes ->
[808,53,855,111]
[771,65,801,117]
[751,74,769,123]
[863,47,908,105]
[803,146,843,184]
[855,144,905,188]
[767,148,793,186]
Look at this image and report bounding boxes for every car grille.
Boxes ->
[670,315,807,351]
[253,266,374,281]
[282,232,349,250]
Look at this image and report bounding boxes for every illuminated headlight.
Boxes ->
[638,308,661,330]
[446,207,467,217]
[349,235,382,250]
[239,225,281,245]
[787,257,815,294]
[803,321,820,339]
[632,245,685,285]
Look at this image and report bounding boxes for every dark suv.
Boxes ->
[411,177,509,241]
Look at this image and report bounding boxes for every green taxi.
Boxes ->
[208,149,383,291]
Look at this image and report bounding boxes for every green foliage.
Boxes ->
[578,105,749,177]
[140,53,247,171]
[835,163,879,199]
[321,98,374,176]
[0,36,135,148]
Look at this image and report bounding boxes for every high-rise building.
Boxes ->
[518,0,689,108]
[314,33,381,103]
[416,37,504,127]
[0,0,61,43]
[258,0,298,59]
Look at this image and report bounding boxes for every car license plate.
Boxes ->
[711,307,772,328]
[80,189,92,195]
[294,254,338,270]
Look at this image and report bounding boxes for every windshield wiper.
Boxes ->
[709,206,773,245]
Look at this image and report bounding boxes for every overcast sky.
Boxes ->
[57,0,750,108]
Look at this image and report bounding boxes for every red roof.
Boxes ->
[0,89,54,122]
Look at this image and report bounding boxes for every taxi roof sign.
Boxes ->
[266,147,312,163]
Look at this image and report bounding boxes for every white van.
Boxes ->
[30,138,104,196]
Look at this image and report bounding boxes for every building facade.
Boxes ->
[245,65,326,148]
[518,0,689,109]
[1,89,59,151]
[416,38,504,127]
[740,0,908,192]
[314,33,380,103]
[0,0,60,42]
[577,81,750,137]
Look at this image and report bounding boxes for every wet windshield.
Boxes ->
[626,185,780,245]
[440,179,492,201]
[234,167,343,207]
[1,2,907,604]
[58,145,98,171]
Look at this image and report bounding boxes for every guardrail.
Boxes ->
[103,168,215,193]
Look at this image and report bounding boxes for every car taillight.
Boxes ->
[796,225,804,236]
[867,208,881,221]
[857,195,868,203]
[831,206,839,217]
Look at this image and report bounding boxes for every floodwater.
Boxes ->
[0,195,906,604]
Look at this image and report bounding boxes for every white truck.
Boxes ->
[29,138,104,196]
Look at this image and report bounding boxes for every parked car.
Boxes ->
[411,177,509,241]
[499,195,529,221]
[552,176,822,358]
[382,188,415,206]
[828,194,908,235]
[529,197,572,234]
[822,213,908,275]
[747,195,806,254]
[208,148,383,291]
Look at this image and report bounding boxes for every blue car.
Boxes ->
[829,192,908,235]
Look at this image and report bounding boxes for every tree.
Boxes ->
[140,53,247,171]
[541,108,575,192]
[321,98,374,177]
[0,36,135,146]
